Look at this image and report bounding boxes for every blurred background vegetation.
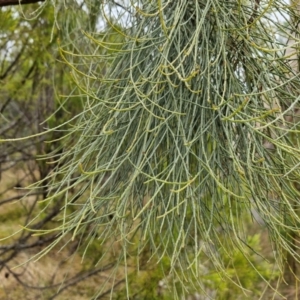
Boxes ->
[0,1,300,299]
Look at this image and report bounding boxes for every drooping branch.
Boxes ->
[0,0,45,7]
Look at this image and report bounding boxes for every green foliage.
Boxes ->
[0,205,24,223]
[112,232,278,299]
[2,0,300,299]
[214,234,278,299]
[26,1,300,297]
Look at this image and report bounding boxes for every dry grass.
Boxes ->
[0,166,115,300]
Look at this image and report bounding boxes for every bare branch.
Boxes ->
[0,0,45,6]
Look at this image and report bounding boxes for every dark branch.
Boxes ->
[0,0,45,6]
